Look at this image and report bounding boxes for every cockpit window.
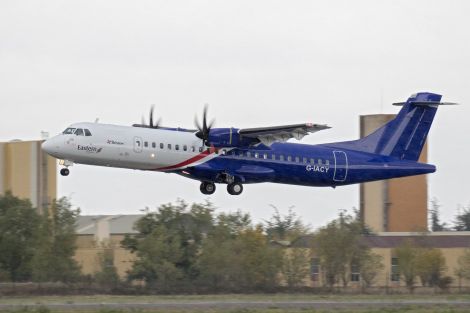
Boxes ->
[84,129,92,136]
[75,128,84,136]
[62,128,76,135]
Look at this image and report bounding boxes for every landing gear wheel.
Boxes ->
[227,182,243,195]
[200,182,216,195]
[60,168,70,176]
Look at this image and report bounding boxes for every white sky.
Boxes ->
[1,0,469,229]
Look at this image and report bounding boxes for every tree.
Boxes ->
[429,198,447,231]
[31,197,81,282]
[94,249,121,289]
[360,252,384,288]
[455,249,470,288]
[0,192,40,281]
[394,240,418,291]
[454,205,470,231]
[123,200,216,289]
[314,211,367,287]
[281,248,310,288]
[126,224,184,289]
[415,248,447,287]
[264,206,309,241]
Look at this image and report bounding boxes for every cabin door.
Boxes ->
[333,150,348,182]
[133,136,143,153]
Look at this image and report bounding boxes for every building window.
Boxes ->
[311,258,320,282]
[351,263,360,282]
[391,257,400,282]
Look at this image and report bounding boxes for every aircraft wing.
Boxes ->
[238,123,330,146]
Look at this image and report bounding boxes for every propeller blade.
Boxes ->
[149,105,154,128]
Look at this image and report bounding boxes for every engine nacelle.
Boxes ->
[207,128,257,148]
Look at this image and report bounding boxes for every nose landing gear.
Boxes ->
[60,168,70,176]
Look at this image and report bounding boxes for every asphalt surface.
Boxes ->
[1,299,470,310]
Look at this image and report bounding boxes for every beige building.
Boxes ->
[360,115,428,232]
[0,140,56,213]
[292,232,470,289]
[75,215,141,278]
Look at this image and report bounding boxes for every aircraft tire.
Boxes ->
[200,182,216,195]
[60,168,70,176]
[227,182,243,195]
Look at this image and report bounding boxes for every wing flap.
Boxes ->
[239,123,330,146]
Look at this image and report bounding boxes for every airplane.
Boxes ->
[42,92,456,195]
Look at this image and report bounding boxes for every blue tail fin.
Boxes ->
[333,92,446,161]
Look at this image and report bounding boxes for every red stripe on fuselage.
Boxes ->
[154,147,216,171]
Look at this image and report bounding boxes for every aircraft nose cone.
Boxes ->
[41,138,56,155]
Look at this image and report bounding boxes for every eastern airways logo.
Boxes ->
[78,145,103,153]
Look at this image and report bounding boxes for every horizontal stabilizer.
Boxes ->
[393,101,458,106]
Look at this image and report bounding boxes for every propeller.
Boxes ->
[140,105,161,128]
[194,105,215,146]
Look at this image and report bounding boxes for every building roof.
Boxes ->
[292,232,470,249]
[76,215,143,235]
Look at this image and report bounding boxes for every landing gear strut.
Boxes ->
[60,168,70,176]
[227,182,243,195]
[200,181,216,195]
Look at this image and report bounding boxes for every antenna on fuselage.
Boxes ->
[94,118,100,123]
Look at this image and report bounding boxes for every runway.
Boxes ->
[1,299,470,310]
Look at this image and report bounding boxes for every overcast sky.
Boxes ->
[1,0,469,229]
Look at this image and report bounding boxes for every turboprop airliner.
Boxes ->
[42,92,456,195]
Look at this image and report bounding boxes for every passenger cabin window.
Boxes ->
[287,156,292,162]
[84,129,92,136]
[302,157,307,164]
[75,128,84,136]
[326,160,330,166]
[254,152,259,158]
[199,147,203,152]
[310,158,315,164]
[160,143,164,149]
[168,144,172,150]
[263,153,268,159]
[191,146,195,152]
[280,155,285,161]
[295,156,300,163]
[183,145,187,151]
[222,149,226,155]
[62,128,76,135]
[175,144,179,151]
[272,154,276,160]
[246,151,251,158]
[144,141,148,148]
[152,142,156,148]
[318,159,322,165]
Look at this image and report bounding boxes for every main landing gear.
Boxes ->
[227,182,243,195]
[199,181,244,195]
[200,182,216,195]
